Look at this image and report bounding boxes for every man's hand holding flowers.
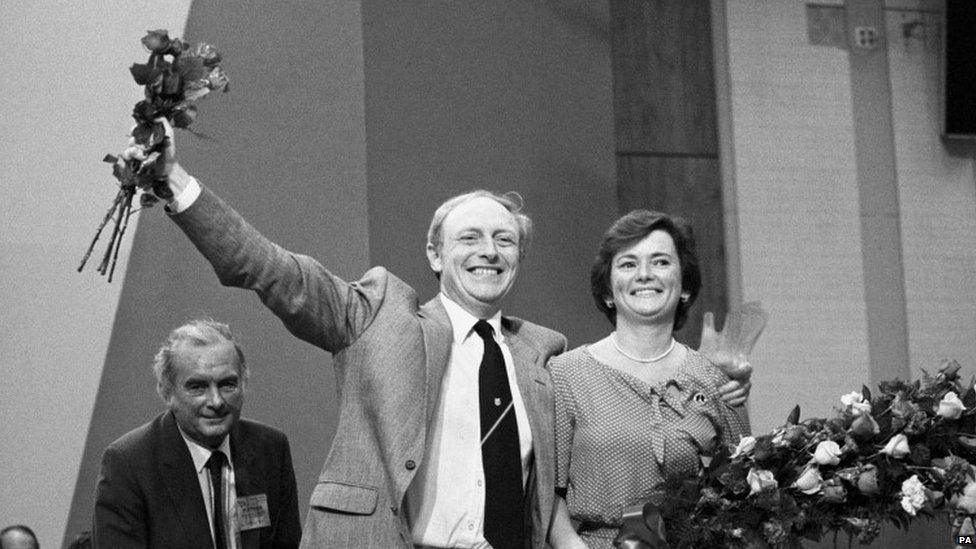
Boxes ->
[79,30,226,281]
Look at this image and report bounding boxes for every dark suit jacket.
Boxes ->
[171,187,567,548]
[93,411,301,549]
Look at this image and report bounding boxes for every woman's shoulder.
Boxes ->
[548,345,599,373]
[549,344,594,364]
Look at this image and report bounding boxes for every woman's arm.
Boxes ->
[548,495,588,549]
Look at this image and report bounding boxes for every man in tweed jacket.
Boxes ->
[142,129,566,547]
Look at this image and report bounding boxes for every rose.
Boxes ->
[951,478,976,514]
[762,520,789,545]
[939,358,962,380]
[187,42,223,66]
[747,468,778,495]
[141,29,171,53]
[850,413,880,438]
[840,391,862,407]
[937,391,965,420]
[732,436,756,458]
[900,475,927,516]
[752,436,775,462]
[791,467,822,494]
[812,440,842,465]
[856,465,880,495]
[904,411,932,435]
[890,397,918,419]
[880,433,910,458]
[821,478,847,503]
[841,391,872,416]
[772,424,806,447]
[851,401,871,416]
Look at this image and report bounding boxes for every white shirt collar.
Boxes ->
[177,423,233,474]
[438,293,503,344]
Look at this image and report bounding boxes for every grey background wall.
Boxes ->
[1,0,974,547]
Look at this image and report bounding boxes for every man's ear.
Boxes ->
[426,243,442,274]
[156,382,171,403]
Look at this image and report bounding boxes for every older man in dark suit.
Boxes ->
[93,319,301,549]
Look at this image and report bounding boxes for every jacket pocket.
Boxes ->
[309,480,378,515]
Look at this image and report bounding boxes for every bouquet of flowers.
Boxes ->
[617,359,976,548]
[78,29,228,281]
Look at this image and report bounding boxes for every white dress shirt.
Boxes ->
[405,294,533,548]
[179,428,240,549]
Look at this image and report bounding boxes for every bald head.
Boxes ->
[0,525,38,549]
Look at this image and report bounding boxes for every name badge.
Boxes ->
[236,494,271,531]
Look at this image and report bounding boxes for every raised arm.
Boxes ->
[125,119,384,353]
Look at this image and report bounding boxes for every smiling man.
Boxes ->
[93,319,301,549]
[124,114,569,548]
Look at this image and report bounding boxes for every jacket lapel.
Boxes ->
[418,296,452,425]
[503,322,554,549]
[158,412,212,543]
[502,324,550,460]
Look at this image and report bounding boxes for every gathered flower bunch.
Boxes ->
[78,29,228,281]
[634,360,976,548]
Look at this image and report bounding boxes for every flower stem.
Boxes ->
[107,189,135,282]
[97,193,126,275]
[78,189,124,272]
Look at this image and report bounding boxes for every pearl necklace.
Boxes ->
[610,332,676,363]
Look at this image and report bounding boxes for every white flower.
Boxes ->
[840,391,863,407]
[791,467,823,494]
[900,475,926,516]
[951,477,976,514]
[851,401,872,416]
[812,440,842,466]
[747,468,778,495]
[731,436,756,458]
[937,391,965,420]
[881,433,910,458]
[840,391,871,416]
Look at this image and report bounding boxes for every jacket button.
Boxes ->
[405,460,416,470]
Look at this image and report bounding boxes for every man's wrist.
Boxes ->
[164,165,202,214]
[167,163,192,199]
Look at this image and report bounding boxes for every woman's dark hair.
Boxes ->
[590,209,702,330]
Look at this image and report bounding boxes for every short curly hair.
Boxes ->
[590,210,702,330]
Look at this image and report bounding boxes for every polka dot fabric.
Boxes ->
[550,345,750,548]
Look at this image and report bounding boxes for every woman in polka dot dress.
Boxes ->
[547,210,752,549]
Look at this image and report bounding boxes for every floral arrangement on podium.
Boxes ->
[616,359,976,548]
[78,29,228,281]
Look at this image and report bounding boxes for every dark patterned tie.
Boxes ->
[205,450,228,549]
[473,320,524,549]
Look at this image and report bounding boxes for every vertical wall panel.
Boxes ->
[612,0,719,155]
[611,0,726,348]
